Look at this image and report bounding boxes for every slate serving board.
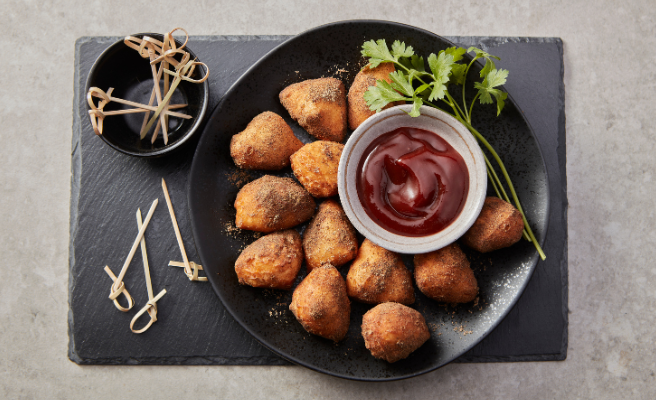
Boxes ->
[69,35,568,365]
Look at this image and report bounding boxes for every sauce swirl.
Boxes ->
[356,127,469,237]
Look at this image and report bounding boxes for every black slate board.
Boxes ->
[69,35,567,365]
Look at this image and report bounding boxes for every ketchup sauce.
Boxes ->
[356,127,469,237]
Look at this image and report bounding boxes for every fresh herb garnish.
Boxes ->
[361,39,546,260]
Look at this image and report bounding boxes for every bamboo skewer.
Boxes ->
[103,199,158,311]
[161,178,207,282]
[146,44,169,144]
[103,266,134,312]
[130,208,167,334]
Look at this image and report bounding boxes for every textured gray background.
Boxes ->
[1,0,654,398]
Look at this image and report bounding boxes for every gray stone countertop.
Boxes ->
[1,1,654,398]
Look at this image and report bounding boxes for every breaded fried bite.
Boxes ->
[348,63,402,130]
[289,264,351,342]
[303,200,358,272]
[461,196,524,253]
[346,239,414,305]
[230,111,303,170]
[234,230,303,290]
[279,77,347,142]
[413,243,478,304]
[361,302,430,363]
[290,141,343,198]
[234,175,315,232]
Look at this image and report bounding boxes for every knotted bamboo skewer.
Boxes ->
[130,208,167,334]
[103,199,158,311]
[161,178,207,282]
[87,87,191,135]
[86,28,208,142]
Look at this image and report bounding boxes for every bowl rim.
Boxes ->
[85,33,210,157]
[338,104,487,254]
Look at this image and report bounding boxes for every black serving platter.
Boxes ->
[187,21,549,381]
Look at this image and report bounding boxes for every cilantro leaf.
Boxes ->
[427,51,455,101]
[410,55,425,72]
[473,68,509,115]
[391,40,414,60]
[408,96,423,117]
[361,39,394,68]
[414,83,432,95]
[445,47,467,63]
[467,46,501,78]
[467,47,500,61]
[364,80,409,112]
[388,70,414,97]
[399,56,426,73]
[449,63,467,86]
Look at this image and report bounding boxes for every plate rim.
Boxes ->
[187,19,551,381]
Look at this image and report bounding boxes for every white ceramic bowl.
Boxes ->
[338,105,487,254]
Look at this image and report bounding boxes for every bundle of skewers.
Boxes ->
[87,28,209,144]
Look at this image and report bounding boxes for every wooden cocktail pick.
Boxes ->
[161,178,207,282]
[130,208,167,334]
[103,199,158,311]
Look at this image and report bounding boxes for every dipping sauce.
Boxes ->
[356,127,469,237]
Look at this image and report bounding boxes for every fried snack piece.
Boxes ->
[290,141,343,198]
[230,111,303,170]
[289,264,351,342]
[361,302,430,363]
[461,196,524,253]
[234,175,315,232]
[346,239,414,305]
[413,243,478,303]
[348,63,403,130]
[303,200,358,272]
[234,230,303,290]
[279,78,347,142]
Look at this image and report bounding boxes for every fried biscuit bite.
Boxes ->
[279,77,347,142]
[289,264,351,342]
[348,63,403,130]
[303,200,358,272]
[234,175,315,232]
[290,141,343,198]
[346,239,414,305]
[361,302,430,363]
[230,111,303,170]
[461,196,524,253]
[234,230,303,290]
[413,243,478,304]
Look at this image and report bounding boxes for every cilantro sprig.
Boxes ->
[361,39,545,260]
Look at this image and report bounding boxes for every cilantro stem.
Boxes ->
[468,93,480,123]
[485,155,531,241]
[461,58,477,121]
[457,118,546,260]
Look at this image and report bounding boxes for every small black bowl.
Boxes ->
[85,33,209,157]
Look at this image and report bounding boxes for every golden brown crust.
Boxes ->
[413,243,478,303]
[279,78,347,142]
[303,200,358,272]
[234,175,316,232]
[234,230,303,290]
[461,197,524,253]
[230,111,303,170]
[348,63,403,130]
[289,264,351,342]
[290,141,344,198]
[361,302,430,363]
[346,239,414,305]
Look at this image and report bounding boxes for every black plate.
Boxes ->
[188,20,549,381]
